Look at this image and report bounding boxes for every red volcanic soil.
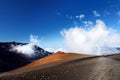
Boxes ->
[1,53,120,80]
[12,51,93,72]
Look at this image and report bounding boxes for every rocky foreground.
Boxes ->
[0,52,120,80]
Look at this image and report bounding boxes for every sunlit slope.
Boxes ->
[13,51,93,72]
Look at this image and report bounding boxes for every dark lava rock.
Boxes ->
[0,42,52,72]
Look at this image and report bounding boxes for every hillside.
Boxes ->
[0,42,52,72]
[12,51,93,72]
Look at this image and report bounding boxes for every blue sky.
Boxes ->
[0,0,120,49]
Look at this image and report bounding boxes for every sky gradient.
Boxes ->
[0,0,120,52]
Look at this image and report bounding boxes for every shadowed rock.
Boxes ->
[0,42,52,72]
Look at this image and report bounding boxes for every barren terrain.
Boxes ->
[0,53,120,80]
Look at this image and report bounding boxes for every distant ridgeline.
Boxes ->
[0,42,52,72]
[116,48,120,51]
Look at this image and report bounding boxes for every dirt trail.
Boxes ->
[89,57,120,80]
[0,57,120,80]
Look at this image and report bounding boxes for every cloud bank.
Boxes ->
[45,47,67,53]
[61,19,120,55]
[11,20,120,56]
[11,35,41,57]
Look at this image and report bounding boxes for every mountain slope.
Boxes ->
[12,51,93,72]
[0,54,120,80]
[0,42,52,72]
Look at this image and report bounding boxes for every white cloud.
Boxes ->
[117,11,120,16]
[11,43,35,56]
[83,21,93,26]
[30,34,41,46]
[61,19,120,55]
[11,35,41,57]
[93,11,100,17]
[76,14,85,20]
[10,19,120,56]
[66,14,85,20]
[45,48,55,52]
[45,47,67,53]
